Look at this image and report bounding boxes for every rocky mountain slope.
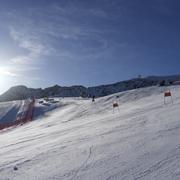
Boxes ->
[0,75,180,102]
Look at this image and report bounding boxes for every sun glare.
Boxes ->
[0,67,17,93]
[0,67,18,77]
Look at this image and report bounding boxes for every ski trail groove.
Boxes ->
[71,146,93,180]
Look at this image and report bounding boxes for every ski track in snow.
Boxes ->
[0,86,180,179]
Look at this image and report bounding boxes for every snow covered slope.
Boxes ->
[1,86,180,180]
[0,101,23,124]
[0,98,61,129]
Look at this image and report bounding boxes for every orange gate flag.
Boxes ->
[164,90,173,104]
[164,91,172,97]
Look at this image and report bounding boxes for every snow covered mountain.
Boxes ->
[0,85,180,179]
[0,86,42,102]
[0,77,161,102]
[1,75,180,102]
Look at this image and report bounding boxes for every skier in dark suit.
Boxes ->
[92,95,95,102]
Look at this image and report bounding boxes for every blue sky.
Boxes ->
[0,0,180,93]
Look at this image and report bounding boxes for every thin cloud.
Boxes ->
[2,2,128,68]
[11,56,34,65]
[0,68,21,77]
[6,4,114,61]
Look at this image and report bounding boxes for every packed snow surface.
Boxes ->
[1,86,180,180]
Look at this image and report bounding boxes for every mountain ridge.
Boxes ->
[0,74,180,102]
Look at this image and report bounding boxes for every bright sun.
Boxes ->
[0,67,15,93]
